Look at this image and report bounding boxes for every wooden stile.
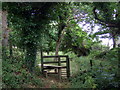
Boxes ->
[40,51,70,80]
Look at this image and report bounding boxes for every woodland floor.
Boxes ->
[37,74,71,88]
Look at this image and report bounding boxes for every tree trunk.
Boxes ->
[2,11,9,59]
[55,39,61,56]
[54,31,65,73]
[55,30,66,56]
[55,22,66,57]
[25,45,37,72]
[112,35,116,48]
[2,11,9,47]
[111,30,116,48]
[54,16,71,57]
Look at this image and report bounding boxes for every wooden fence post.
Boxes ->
[90,60,93,70]
[58,57,61,66]
[40,50,44,74]
[66,56,70,78]
[58,57,61,80]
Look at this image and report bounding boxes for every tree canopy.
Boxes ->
[2,2,120,71]
[2,2,120,89]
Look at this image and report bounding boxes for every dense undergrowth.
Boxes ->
[69,48,120,89]
[2,49,70,88]
[2,47,120,89]
[2,50,44,88]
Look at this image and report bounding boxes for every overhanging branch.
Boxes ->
[93,7,106,23]
[93,7,118,28]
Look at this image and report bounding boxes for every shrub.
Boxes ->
[70,48,119,89]
[2,55,44,88]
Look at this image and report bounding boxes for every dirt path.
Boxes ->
[38,74,71,88]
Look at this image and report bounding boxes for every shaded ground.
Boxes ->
[37,63,71,88]
[38,74,71,88]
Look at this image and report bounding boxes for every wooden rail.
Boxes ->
[42,55,68,58]
[43,61,66,64]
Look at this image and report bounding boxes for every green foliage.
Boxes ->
[2,2,120,89]
[2,52,44,88]
[93,2,119,21]
[70,47,119,89]
[61,22,93,56]
[3,2,62,72]
[92,2,120,38]
[3,2,76,71]
[51,84,57,88]
[71,74,97,88]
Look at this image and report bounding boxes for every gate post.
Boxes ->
[66,56,70,78]
[58,57,61,80]
[40,50,44,74]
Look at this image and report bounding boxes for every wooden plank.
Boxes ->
[61,72,67,73]
[43,61,66,64]
[44,65,67,68]
[47,72,58,74]
[61,74,67,75]
[42,55,68,58]
[43,61,59,64]
[40,52,70,80]
[43,66,67,69]
[61,61,67,63]
[43,64,66,67]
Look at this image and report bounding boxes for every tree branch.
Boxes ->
[93,7,106,23]
[93,7,118,28]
